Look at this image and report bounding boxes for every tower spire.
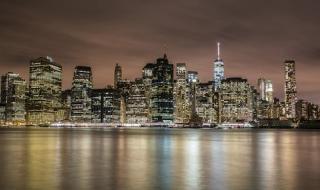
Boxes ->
[217,42,221,60]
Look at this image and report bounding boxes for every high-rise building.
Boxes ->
[174,63,191,124]
[117,79,133,123]
[150,54,174,123]
[220,77,253,122]
[195,82,216,123]
[114,63,122,88]
[250,86,259,120]
[308,103,319,120]
[125,78,149,124]
[1,72,27,125]
[142,63,154,121]
[258,78,273,103]
[284,60,297,119]
[61,89,72,121]
[27,57,62,125]
[296,99,309,120]
[187,71,199,84]
[271,98,282,119]
[71,66,93,122]
[0,104,5,125]
[213,42,224,91]
[91,87,120,123]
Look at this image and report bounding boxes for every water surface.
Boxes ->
[0,128,319,190]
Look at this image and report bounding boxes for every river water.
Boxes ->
[0,128,319,190]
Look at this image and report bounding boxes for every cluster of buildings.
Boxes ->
[0,44,319,126]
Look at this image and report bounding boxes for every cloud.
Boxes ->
[0,0,319,103]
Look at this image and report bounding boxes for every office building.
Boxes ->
[71,66,93,122]
[114,63,122,88]
[150,54,174,123]
[125,78,148,124]
[174,63,191,123]
[195,82,216,123]
[1,72,26,125]
[213,42,224,91]
[284,60,297,119]
[91,87,121,123]
[27,56,62,125]
[220,77,253,122]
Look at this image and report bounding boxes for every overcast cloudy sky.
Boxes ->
[0,0,319,103]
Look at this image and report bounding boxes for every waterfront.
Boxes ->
[0,128,320,190]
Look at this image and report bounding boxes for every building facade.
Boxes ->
[220,78,253,122]
[1,72,27,125]
[27,57,62,125]
[213,42,224,91]
[174,63,191,124]
[150,54,174,123]
[195,82,216,123]
[114,63,122,88]
[91,88,120,123]
[71,66,93,122]
[284,60,297,119]
[258,78,273,103]
[125,78,149,124]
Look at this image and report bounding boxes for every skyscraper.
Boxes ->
[114,63,122,88]
[284,60,297,119]
[195,82,215,123]
[213,42,224,91]
[1,72,26,125]
[61,89,72,121]
[174,63,191,124]
[71,66,93,122]
[150,54,174,123]
[187,71,199,84]
[258,78,273,103]
[91,87,120,123]
[125,78,148,124]
[142,63,154,122]
[27,56,62,125]
[220,77,253,122]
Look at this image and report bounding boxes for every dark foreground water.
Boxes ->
[0,128,320,190]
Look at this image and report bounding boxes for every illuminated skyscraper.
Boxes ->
[114,63,122,88]
[213,42,224,91]
[220,78,253,122]
[27,56,62,125]
[195,82,216,123]
[150,54,174,123]
[284,60,297,119]
[174,63,191,124]
[71,66,93,122]
[61,89,72,121]
[296,99,309,120]
[142,63,154,121]
[187,71,199,84]
[116,79,133,123]
[91,87,120,123]
[1,72,27,125]
[125,78,148,124]
[258,78,273,103]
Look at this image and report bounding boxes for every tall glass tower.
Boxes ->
[114,63,122,88]
[27,57,62,125]
[71,66,93,122]
[213,42,224,91]
[284,60,297,119]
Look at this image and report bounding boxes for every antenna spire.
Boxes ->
[217,42,221,60]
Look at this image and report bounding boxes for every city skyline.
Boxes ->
[1,0,320,104]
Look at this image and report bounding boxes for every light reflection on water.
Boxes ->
[0,128,320,190]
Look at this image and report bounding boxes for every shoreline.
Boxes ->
[1,125,320,129]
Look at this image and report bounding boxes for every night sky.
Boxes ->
[0,0,319,103]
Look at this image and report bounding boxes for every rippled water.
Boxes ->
[0,128,320,190]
